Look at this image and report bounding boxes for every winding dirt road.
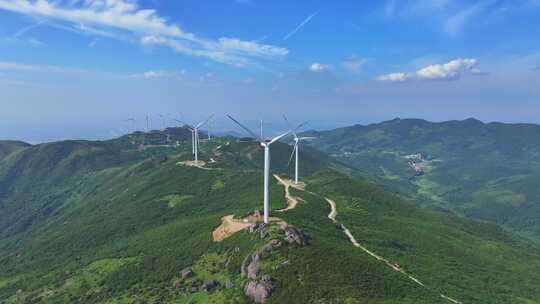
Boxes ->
[211,173,462,304]
[274,175,305,212]
[325,198,337,222]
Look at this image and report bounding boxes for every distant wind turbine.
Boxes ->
[175,115,214,164]
[284,115,314,185]
[146,115,151,132]
[227,115,290,224]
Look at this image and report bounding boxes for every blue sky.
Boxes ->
[0,0,539,142]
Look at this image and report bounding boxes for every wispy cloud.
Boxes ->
[283,11,318,40]
[342,56,367,72]
[377,72,410,82]
[13,20,46,38]
[0,0,288,67]
[0,61,85,73]
[141,36,288,67]
[128,70,186,80]
[377,58,481,82]
[382,0,495,36]
[444,2,491,36]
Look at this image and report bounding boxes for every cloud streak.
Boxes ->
[283,11,318,40]
[0,0,288,66]
[0,61,86,73]
[128,70,186,80]
[444,1,490,36]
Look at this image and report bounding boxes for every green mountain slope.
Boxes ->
[0,131,539,303]
[304,118,540,238]
[0,141,30,160]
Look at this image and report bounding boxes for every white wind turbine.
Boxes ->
[284,116,314,185]
[175,115,214,164]
[227,115,290,224]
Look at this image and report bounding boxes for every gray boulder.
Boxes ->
[283,226,307,246]
[180,267,194,280]
[244,278,274,303]
[201,280,218,292]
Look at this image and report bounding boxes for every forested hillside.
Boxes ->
[0,129,539,303]
[305,118,540,239]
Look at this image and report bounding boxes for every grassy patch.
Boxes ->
[162,194,195,208]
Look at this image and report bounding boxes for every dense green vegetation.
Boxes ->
[0,141,30,161]
[303,170,540,303]
[304,118,540,238]
[1,128,539,303]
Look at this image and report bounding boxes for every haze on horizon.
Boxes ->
[1,0,539,143]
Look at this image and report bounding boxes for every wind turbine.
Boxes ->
[227,115,290,224]
[284,116,314,185]
[175,115,214,163]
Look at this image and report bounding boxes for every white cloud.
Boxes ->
[0,0,288,66]
[376,72,411,82]
[377,58,481,82]
[309,63,328,73]
[128,70,185,79]
[416,58,478,79]
[342,56,367,72]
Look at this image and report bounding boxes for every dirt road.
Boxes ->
[274,175,304,212]
[322,196,461,303]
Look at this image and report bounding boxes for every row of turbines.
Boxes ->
[228,115,315,224]
[174,115,214,163]
[179,114,314,224]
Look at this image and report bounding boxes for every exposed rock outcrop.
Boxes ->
[243,225,307,303]
[241,239,282,279]
[201,280,218,292]
[244,276,274,304]
[283,226,308,246]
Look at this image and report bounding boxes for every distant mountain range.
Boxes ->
[304,117,540,239]
[1,125,540,303]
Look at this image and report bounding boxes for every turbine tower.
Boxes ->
[175,115,214,164]
[284,116,314,184]
[227,115,290,224]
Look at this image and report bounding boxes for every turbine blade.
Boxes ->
[174,119,194,130]
[283,115,298,138]
[227,115,261,141]
[196,114,214,129]
[287,143,297,167]
[269,131,291,144]
[295,121,309,132]
[298,136,316,140]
